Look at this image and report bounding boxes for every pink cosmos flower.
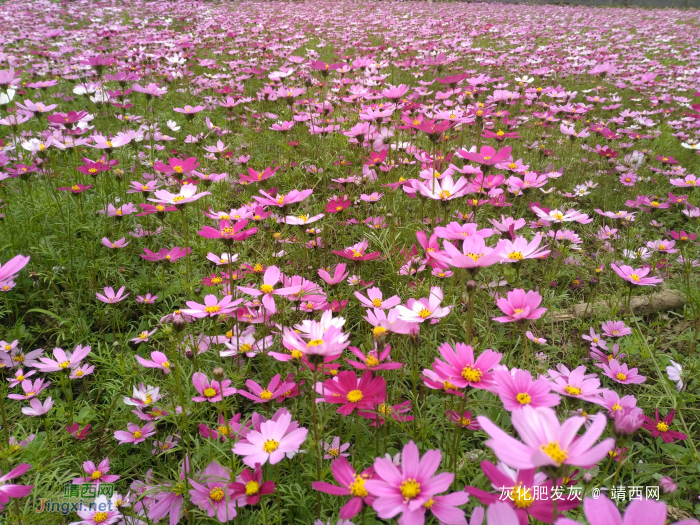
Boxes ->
[458,145,512,166]
[318,263,349,285]
[550,365,604,404]
[21,397,53,416]
[494,235,550,263]
[311,457,376,519]
[601,320,632,338]
[397,286,451,323]
[363,307,418,338]
[198,219,258,242]
[7,378,51,400]
[448,410,481,430]
[333,239,381,261]
[354,287,401,310]
[493,369,560,410]
[493,289,547,323]
[101,237,129,249]
[432,343,501,391]
[130,329,157,344]
[7,368,35,388]
[135,351,171,374]
[114,422,156,445]
[238,374,296,404]
[601,360,646,384]
[0,463,32,508]
[232,410,308,467]
[601,390,637,418]
[191,372,237,403]
[346,344,402,371]
[141,247,191,263]
[478,406,615,470]
[149,185,210,207]
[237,266,302,314]
[96,286,129,304]
[181,294,242,318]
[431,236,499,272]
[72,458,120,484]
[611,263,663,286]
[434,222,493,241]
[32,344,91,372]
[254,188,313,208]
[365,440,465,525]
[323,437,351,460]
[188,462,239,523]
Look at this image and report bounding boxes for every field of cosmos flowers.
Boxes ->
[1,0,700,524]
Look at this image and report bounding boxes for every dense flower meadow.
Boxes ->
[0,0,700,523]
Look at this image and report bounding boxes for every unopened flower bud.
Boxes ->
[581,473,593,485]
[172,313,187,333]
[466,280,477,292]
[212,367,225,381]
[659,476,677,494]
[185,350,194,360]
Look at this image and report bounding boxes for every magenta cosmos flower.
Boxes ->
[364,440,466,525]
[73,495,121,525]
[354,286,401,310]
[333,239,381,261]
[192,372,236,403]
[549,365,604,404]
[188,462,239,523]
[493,369,560,411]
[493,289,547,323]
[432,343,502,390]
[557,496,699,525]
[641,409,687,443]
[601,320,632,338]
[318,371,386,416]
[237,266,302,314]
[477,406,614,470]
[72,458,120,484]
[198,219,258,243]
[312,457,376,519]
[611,263,663,286]
[253,188,313,208]
[229,465,275,506]
[153,157,200,175]
[135,351,171,374]
[397,286,451,323]
[181,294,242,318]
[232,410,308,467]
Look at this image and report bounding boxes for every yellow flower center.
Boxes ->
[656,422,669,432]
[400,479,421,500]
[629,274,640,282]
[349,475,368,497]
[91,471,102,480]
[616,373,627,381]
[365,355,380,367]
[461,365,482,382]
[245,480,260,496]
[424,498,435,509]
[307,339,324,347]
[204,305,221,314]
[443,381,458,391]
[540,442,568,465]
[211,277,223,284]
[93,512,109,523]
[173,166,183,173]
[418,308,431,319]
[173,196,185,202]
[263,439,279,453]
[508,251,523,260]
[439,190,451,200]
[16,375,24,381]
[347,390,364,403]
[260,284,274,294]
[203,387,217,398]
[516,393,532,405]
[259,389,273,400]
[209,487,224,502]
[612,403,622,411]
[71,185,80,191]
[460,417,471,427]
[59,360,71,368]
[565,385,582,396]
[133,431,143,439]
[371,298,383,307]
